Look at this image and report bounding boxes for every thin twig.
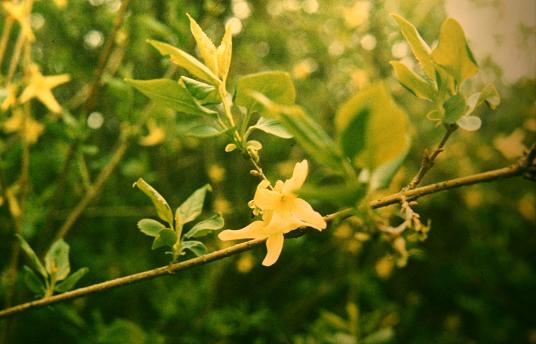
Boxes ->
[1,160,532,319]
[0,17,14,69]
[71,0,132,111]
[406,124,457,190]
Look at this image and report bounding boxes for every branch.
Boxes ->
[85,0,132,111]
[1,158,533,319]
[0,239,265,318]
[406,124,457,189]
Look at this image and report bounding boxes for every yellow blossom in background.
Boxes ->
[19,64,70,114]
[2,1,35,42]
[218,160,326,266]
[54,0,68,9]
[343,1,370,28]
[138,120,165,146]
[1,85,18,111]
[493,129,526,159]
[3,108,45,145]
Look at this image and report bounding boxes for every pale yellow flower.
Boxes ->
[219,160,326,266]
[19,64,70,113]
[3,1,35,42]
[138,120,165,146]
[2,108,44,145]
[1,85,18,111]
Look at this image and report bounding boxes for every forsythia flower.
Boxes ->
[218,160,326,266]
[19,64,70,113]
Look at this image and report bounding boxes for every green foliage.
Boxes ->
[134,180,222,261]
[17,235,88,297]
[336,83,411,190]
[391,15,500,132]
[432,18,479,85]
[126,79,216,116]
[175,184,212,227]
[45,239,71,281]
[148,39,220,86]
[235,71,296,114]
[391,14,436,81]
[132,178,174,227]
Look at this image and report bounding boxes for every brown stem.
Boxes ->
[406,124,457,190]
[1,160,532,319]
[78,0,132,111]
[0,17,14,70]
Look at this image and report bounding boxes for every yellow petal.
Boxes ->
[19,84,36,104]
[3,110,24,133]
[282,160,308,194]
[290,197,326,230]
[139,121,166,146]
[187,14,219,74]
[1,85,18,111]
[254,188,281,211]
[217,22,232,80]
[37,90,62,113]
[44,74,71,88]
[262,208,302,235]
[218,220,266,241]
[23,116,44,145]
[262,234,284,266]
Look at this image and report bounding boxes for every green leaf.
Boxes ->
[180,240,207,257]
[217,21,233,81]
[250,116,293,139]
[133,178,174,227]
[175,184,212,227]
[443,94,467,124]
[336,83,411,190]
[431,18,478,85]
[176,114,230,138]
[252,93,344,171]
[235,71,296,114]
[465,84,500,116]
[457,115,481,131]
[23,265,46,296]
[148,40,220,85]
[391,14,436,81]
[137,218,166,237]
[390,61,436,101]
[151,229,178,249]
[54,267,89,293]
[479,83,500,110]
[179,76,218,103]
[45,239,71,281]
[185,214,224,239]
[126,78,216,116]
[187,14,218,74]
[361,327,395,344]
[16,234,47,279]
[338,107,370,161]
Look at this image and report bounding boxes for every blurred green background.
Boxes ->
[0,0,535,343]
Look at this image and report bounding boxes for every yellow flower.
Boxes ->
[3,1,35,42]
[3,108,44,145]
[19,64,70,113]
[218,160,326,266]
[1,85,18,111]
